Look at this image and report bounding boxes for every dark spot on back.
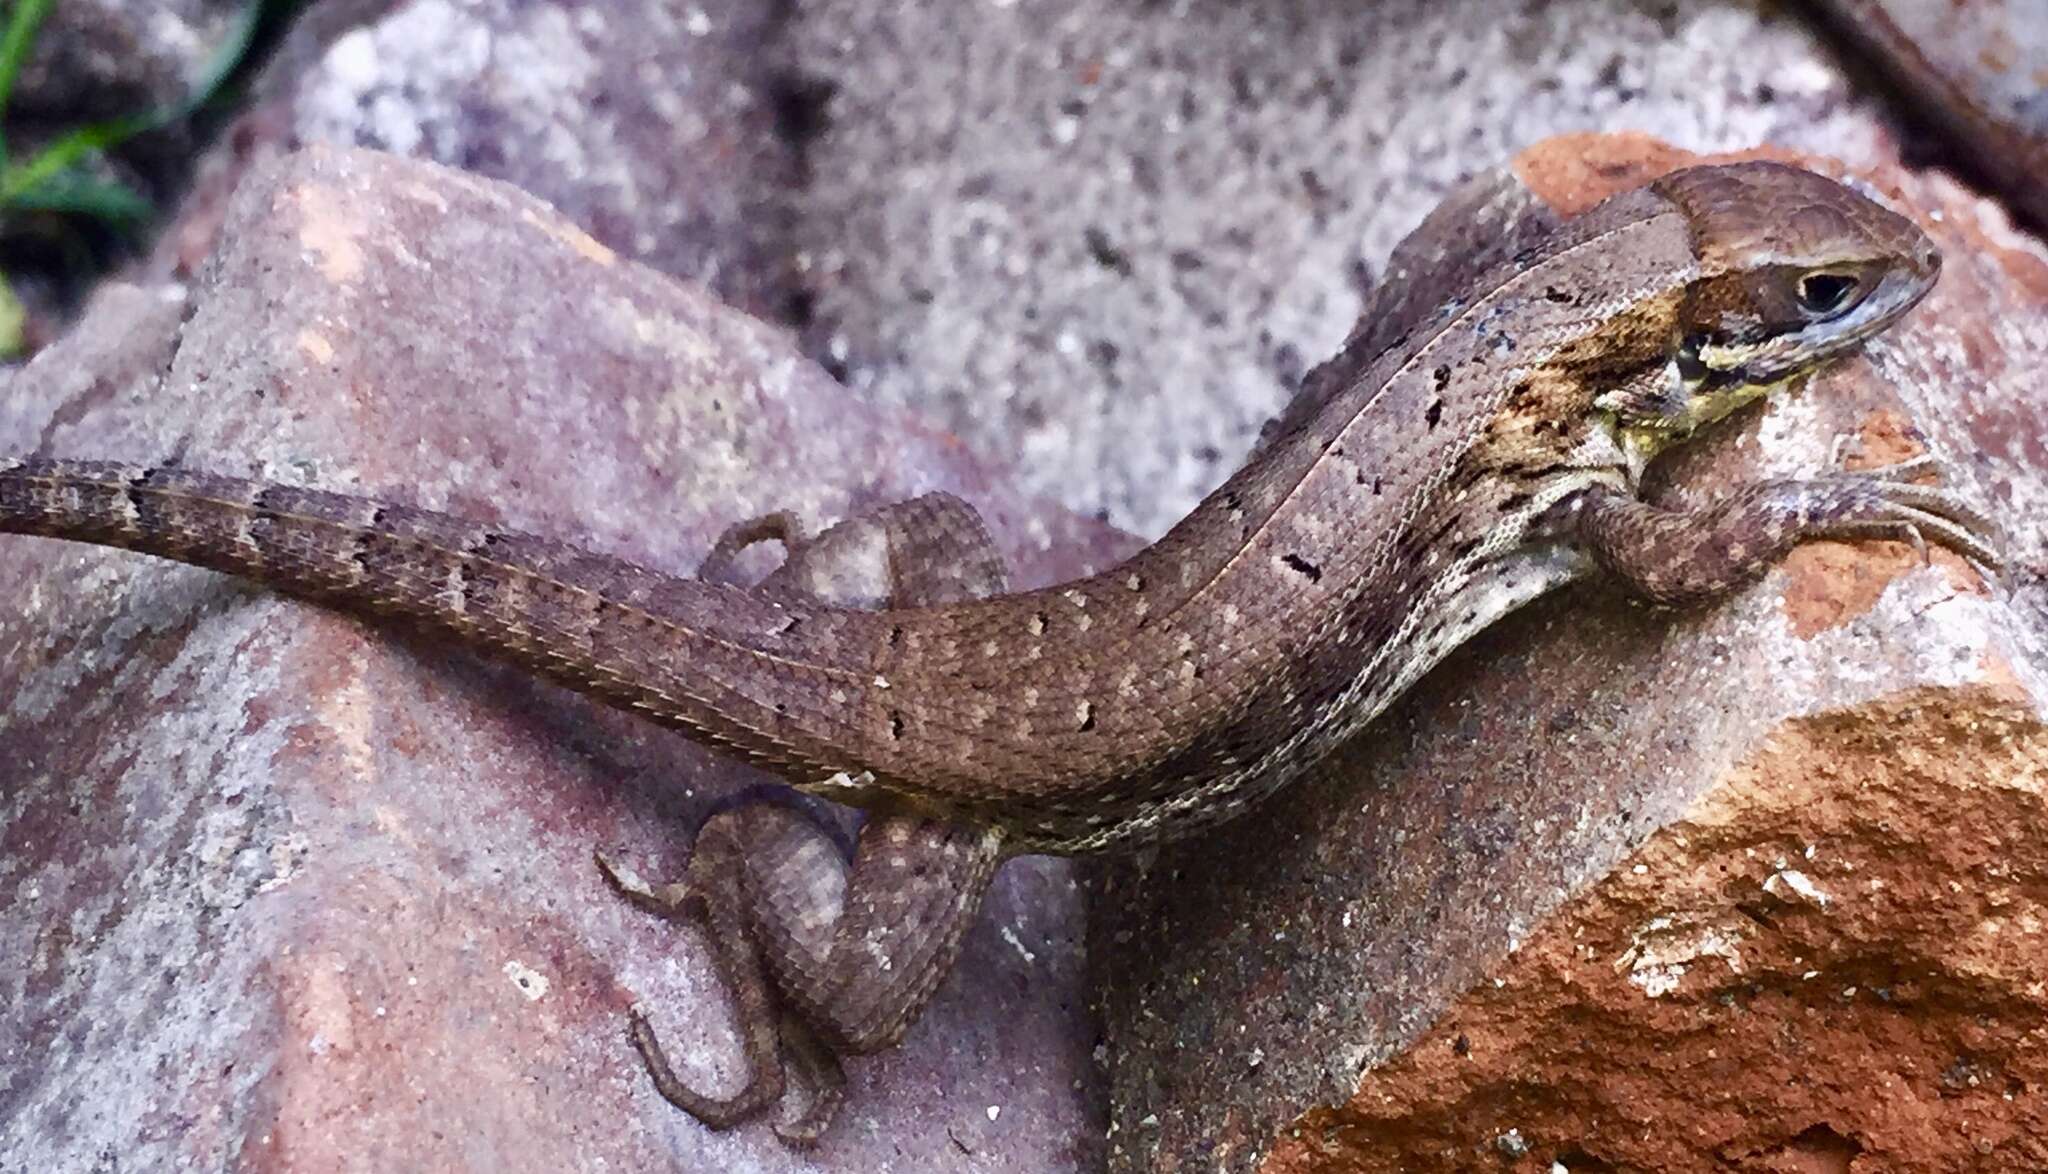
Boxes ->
[1425,400,1445,429]
[1544,285,1573,304]
[252,486,285,519]
[889,711,905,739]
[1079,702,1096,732]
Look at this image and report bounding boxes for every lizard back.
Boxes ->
[0,185,1699,853]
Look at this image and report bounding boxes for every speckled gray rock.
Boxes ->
[0,147,1129,1172]
[1089,141,2048,1173]
[159,0,803,321]
[784,0,1908,536]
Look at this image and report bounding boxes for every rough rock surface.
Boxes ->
[0,147,1130,1172]
[1812,0,2048,233]
[1267,688,2048,1173]
[157,0,803,321]
[1091,136,2048,1173]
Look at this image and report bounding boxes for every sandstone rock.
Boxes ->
[1092,136,2048,1173]
[0,146,1129,1172]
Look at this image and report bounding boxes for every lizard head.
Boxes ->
[1607,161,1940,465]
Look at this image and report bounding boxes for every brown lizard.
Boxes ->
[0,161,2000,1142]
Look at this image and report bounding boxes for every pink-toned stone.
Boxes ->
[0,146,1131,1172]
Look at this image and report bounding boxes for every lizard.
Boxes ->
[0,160,2001,1143]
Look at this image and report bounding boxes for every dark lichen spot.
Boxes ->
[1079,703,1097,732]
[1280,552,1323,582]
[889,711,905,739]
[1084,226,1133,276]
[889,624,904,648]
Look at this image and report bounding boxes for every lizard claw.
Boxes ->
[595,849,697,918]
[1851,451,1940,484]
[1810,462,2004,572]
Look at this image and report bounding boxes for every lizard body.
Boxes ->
[0,161,1998,1139]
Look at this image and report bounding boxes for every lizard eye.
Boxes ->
[1796,272,1860,317]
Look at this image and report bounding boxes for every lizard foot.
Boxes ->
[604,492,1013,1143]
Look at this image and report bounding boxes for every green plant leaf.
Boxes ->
[7,168,151,224]
[0,0,60,163]
[0,275,26,358]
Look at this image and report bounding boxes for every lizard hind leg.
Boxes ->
[605,493,1012,1142]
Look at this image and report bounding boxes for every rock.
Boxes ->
[7,0,246,123]
[1810,0,2048,234]
[155,0,804,321]
[0,146,1130,1172]
[1266,686,2048,1173]
[1091,135,2048,1173]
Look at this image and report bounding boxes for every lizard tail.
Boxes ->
[0,456,884,773]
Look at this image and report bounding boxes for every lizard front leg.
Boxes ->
[1565,455,2001,606]
[602,493,1010,1143]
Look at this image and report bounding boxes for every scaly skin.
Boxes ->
[0,162,2000,1139]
